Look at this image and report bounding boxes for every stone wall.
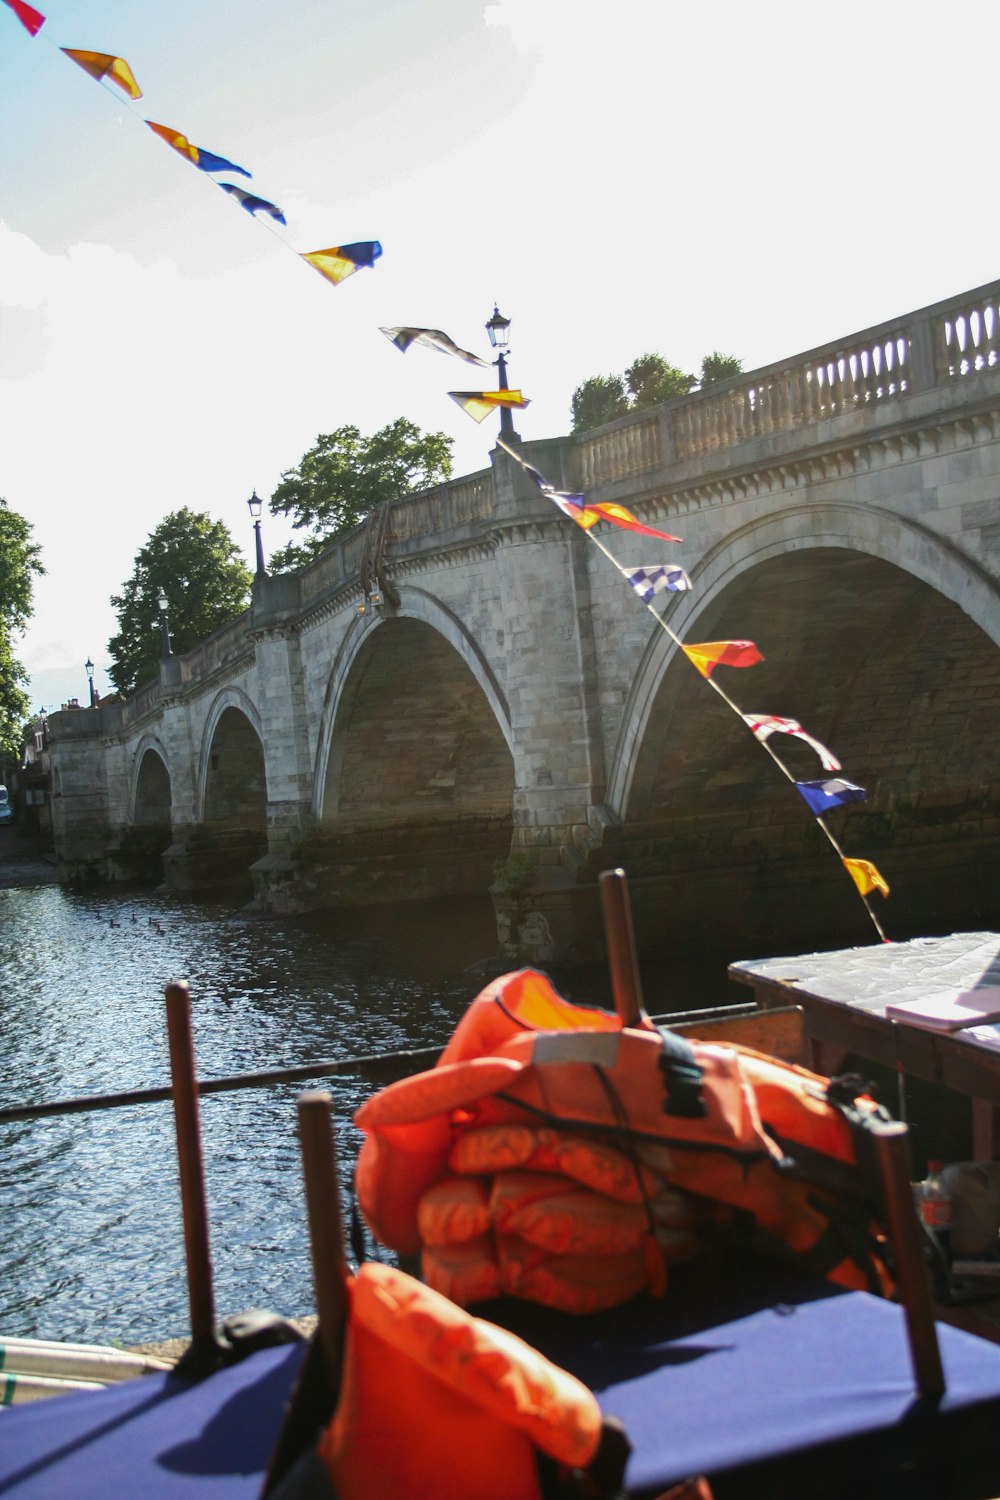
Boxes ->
[46,279,1000,959]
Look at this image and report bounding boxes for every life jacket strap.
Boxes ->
[656,1029,707,1118]
[535,1415,631,1500]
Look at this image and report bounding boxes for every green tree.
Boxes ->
[268,418,454,572]
[0,498,44,758]
[699,351,744,386]
[108,509,252,696]
[570,374,629,435]
[625,353,696,410]
[570,349,745,433]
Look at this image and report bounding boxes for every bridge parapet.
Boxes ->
[45,276,1000,959]
[573,279,1000,500]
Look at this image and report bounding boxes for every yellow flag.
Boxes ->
[62,49,142,99]
[301,250,362,286]
[843,857,889,899]
[448,390,530,423]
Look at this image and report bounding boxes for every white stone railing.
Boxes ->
[672,329,910,460]
[936,290,999,380]
[578,414,661,489]
[388,470,494,540]
[582,278,1000,469]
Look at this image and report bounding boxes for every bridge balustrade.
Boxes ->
[938,292,999,380]
[578,413,662,489]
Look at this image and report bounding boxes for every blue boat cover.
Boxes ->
[3,1265,1000,1499]
[0,1343,305,1499]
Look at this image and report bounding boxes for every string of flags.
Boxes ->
[3,0,382,289]
[4,0,892,941]
[495,438,891,942]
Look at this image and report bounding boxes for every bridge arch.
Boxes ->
[604,504,1000,949]
[130,734,172,825]
[304,589,515,905]
[607,502,1000,819]
[195,688,266,824]
[313,587,512,823]
[192,689,268,893]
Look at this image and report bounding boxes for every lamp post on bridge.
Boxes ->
[156,587,173,659]
[85,657,98,707]
[247,490,267,577]
[485,304,517,442]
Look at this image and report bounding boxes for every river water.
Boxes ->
[2,880,753,1347]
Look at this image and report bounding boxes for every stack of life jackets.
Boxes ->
[354,968,897,1314]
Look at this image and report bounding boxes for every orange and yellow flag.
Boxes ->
[682,641,763,678]
[843,857,889,899]
[62,49,141,99]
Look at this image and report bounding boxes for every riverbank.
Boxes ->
[0,824,58,889]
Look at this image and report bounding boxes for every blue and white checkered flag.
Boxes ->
[623,564,691,603]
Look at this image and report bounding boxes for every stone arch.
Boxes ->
[196,687,266,823]
[607,502,1000,819]
[130,735,172,825]
[312,587,512,822]
[303,589,515,907]
[602,505,1000,952]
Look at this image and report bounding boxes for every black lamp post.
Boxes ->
[157,587,173,658]
[85,657,97,707]
[247,490,266,576]
[485,305,516,440]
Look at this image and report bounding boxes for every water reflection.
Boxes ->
[1,882,746,1346]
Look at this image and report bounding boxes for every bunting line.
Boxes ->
[498,436,889,942]
[5,0,894,945]
[3,6,381,291]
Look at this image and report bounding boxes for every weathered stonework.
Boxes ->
[48,281,1000,959]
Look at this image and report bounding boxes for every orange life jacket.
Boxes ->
[355,969,894,1311]
[315,1262,627,1500]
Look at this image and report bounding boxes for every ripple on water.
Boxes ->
[0,885,501,1344]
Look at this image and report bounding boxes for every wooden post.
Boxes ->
[297,1090,350,1387]
[599,868,646,1026]
[873,1119,945,1398]
[261,1090,351,1494]
[165,981,218,1371]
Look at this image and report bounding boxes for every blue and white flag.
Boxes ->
[794,778,867,817]
[624,564,691,603]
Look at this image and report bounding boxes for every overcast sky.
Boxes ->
[2,0,997,715]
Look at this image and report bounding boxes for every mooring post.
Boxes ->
[873,1120,945,1398]
[296,1089,351,1385]
[599,868,646,1026]
[165,980,218,1372]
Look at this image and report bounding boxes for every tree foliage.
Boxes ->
[569,375,629,435]
[0,498,44,758]
[699,351,744,386]
[571,349,744,432]
[268,418,454,573]
[625,353,696,410]
[108,509,252,697]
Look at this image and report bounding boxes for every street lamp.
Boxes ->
[485,304,517,440]
[156,587,173,658]
[85,657,97,707]
[247,489,267,577]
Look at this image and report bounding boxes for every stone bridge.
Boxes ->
[49,279,1000,961]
